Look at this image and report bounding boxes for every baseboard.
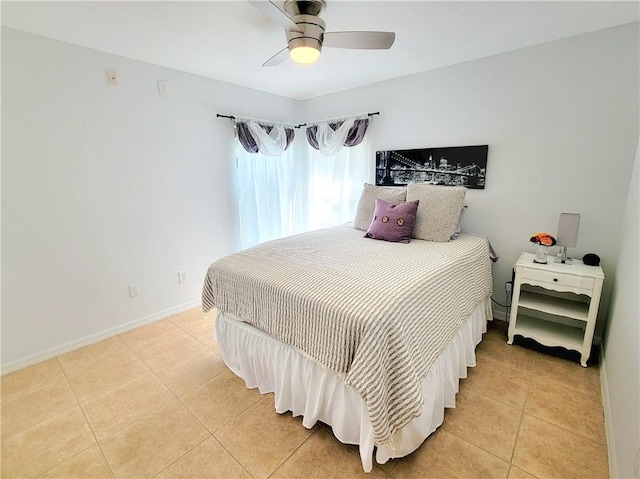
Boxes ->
[600,344,618,478]
[492,309,507,322]
[0,299,202,375]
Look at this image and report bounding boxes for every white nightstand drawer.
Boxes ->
[521,268,595,294]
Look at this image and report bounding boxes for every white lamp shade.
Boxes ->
[557,213,580,247]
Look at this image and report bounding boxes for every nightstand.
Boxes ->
[507,252,604,367]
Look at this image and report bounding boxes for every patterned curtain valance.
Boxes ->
[306,118,370,156]
[236,121,295,156]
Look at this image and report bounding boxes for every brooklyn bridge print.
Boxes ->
[375,145,488,189]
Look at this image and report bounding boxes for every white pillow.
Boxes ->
[406,183,466,242]
[353,183,407,231]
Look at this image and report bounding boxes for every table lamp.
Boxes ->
[555,213,580,264]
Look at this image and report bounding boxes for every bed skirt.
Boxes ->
[214,296,492,472]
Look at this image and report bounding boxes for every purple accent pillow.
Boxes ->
[365,198,419,243]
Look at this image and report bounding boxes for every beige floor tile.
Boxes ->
[1,406,96,478]
[442,387,522,461]
[100,399,209,479]
[57,336,138,375]
[82,372,175,441]
[376,457,398,476]
[508,465,538,479]
[524,377,606,444]
[476,334,539,372]
[531,353,601,400]
[39,445,114,478]
[271,428,388,479]
[151,346,227,396]
[64,355,150,404]
[154,436,250,479]
[168,307,213,330]
[180,317,218,349]
[124,327,211,371]
[512,414,608,479]
[391,428,510,478]
[1,358,65,401]
[182,370,262,432]
[1,376,79,441]
[463,355,531,410]
[215,395,316,479]
[1,316,610,479]
[118,318,183,350]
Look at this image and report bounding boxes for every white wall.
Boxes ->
[2,23,638,369]
[602,134,639,478]
[302,23,640,329]
[1,27,301,367]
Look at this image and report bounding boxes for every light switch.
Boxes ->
[158,80,169,96]
[129,283,140,297]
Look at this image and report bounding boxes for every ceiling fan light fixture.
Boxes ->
[288,37,322,64]
[290,45,320,64]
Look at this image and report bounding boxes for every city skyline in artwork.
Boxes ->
[375,145,488,189]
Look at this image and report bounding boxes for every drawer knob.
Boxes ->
[553,278,558,282]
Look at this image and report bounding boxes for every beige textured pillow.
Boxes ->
[353,183,407,231]
[406,183,467,242]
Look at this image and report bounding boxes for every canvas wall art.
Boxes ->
[375,145,488,189]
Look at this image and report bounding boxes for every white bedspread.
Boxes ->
[202,223,493,449]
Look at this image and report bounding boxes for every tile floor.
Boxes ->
[1,308,608,478]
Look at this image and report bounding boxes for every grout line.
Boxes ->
[508,353,537,468]
[151,434,213,478]
[53,356,118,479]
[442,428,511,469]
[208,433,257,479]
[265,426,320,479]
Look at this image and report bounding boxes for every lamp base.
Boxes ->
[554,245,573,264]
[554,256,574,265]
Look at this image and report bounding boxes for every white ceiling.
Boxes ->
[2,1,638,100]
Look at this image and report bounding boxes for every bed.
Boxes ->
[202,184,494,472]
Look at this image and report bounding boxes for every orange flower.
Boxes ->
[530,233,556,246]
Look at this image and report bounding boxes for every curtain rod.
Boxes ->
[216,111,379,129]
[295,111,379,129]
[216,114,297,128]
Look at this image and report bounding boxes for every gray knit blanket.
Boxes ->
[202,223,493,448]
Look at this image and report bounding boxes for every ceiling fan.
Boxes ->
[249,0,396,66]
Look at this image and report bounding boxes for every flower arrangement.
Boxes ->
[530,232,556,247]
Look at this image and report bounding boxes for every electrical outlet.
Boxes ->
[129,284,140,297]
[158,80,169,96]
[178,271,188,284]
[106,69,118,86]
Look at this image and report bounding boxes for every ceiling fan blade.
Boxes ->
[262,47,290,67]
[248,0,302,32]
[323,31,395,50]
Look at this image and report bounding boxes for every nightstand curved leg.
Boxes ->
[580,355,588,368]
[507,335,514,345]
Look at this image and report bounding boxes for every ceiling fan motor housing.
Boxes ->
[285,14,326,53]
[284,0,326,16]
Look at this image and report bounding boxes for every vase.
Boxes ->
[534,245,548,264]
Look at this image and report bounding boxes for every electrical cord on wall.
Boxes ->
[490,281,513,323]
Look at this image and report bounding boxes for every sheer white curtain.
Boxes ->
[305,116,370,230]
[234,115,371,248]
[306,130,370,231]
[235,121,304,250]
[236,142,302,249]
